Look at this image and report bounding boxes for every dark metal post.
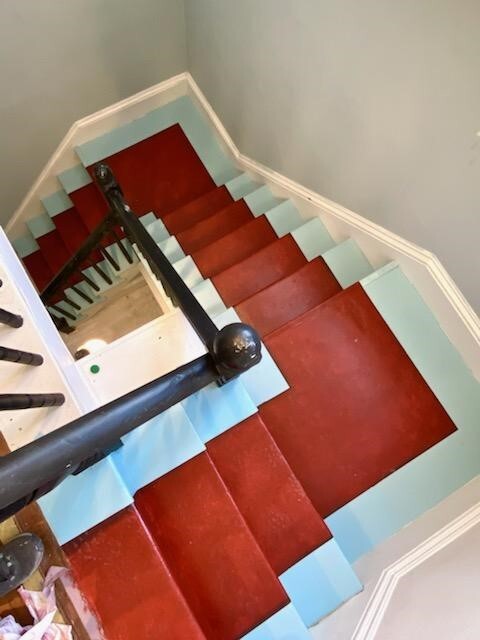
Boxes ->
[0,394,65,411]
[0,309,23,328]
[0,346,43,366]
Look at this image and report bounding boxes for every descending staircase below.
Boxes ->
[6,99,472,639]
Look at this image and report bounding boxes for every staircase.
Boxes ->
[3,91,479,639]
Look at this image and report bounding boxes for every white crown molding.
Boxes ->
[351,500,480,639]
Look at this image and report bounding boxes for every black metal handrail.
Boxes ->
[0,165,263,523]
[40,213,132,325]
[0,355,215,520]
[93,163,262,379]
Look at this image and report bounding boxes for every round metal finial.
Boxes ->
[93,163,121,195]
[213,323,262,373]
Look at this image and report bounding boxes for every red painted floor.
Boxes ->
[22,251,54,291]
[51,208,90,254]
[64,507,206,640]
[86,124,215,219]
[163,186,233,235]
[212,235,307,308]
[260,283,457,517]
[69,184,109,233]
[135,452,289,640]
[36,230,71,274]
[176,200,253,255]
[207,414,332,574]
[192,216,277,279]
[235,258,341,337]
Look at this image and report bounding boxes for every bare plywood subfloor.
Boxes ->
[64,269,163,357]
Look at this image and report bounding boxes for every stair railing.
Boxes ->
[0,166,262,522]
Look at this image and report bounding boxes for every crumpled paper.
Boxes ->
[0,567,72,640]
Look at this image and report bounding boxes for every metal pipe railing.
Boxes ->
[0,346,44,366]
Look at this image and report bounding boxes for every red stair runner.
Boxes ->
[259,283,457,517]
[22,252,54,292]
[135,452,289,640]
[236,258,342,337]
[163,186,233,235]
[192,216,277,279]
[207,414,331,575]
[50,207,90,254]
[176,200,253,254]
[64,507,206,640]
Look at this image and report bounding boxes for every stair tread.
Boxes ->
[207,414,331,575]
[259,283,457,517]
[36,229,72,274]
[135,451,289,640]
[235,258,342,337]
[22,251,54,291]
[176,199,253,254]
[51,207,90,254]
[85,124,215,217]
[64,506,206,640]
[192,216,278,279]
[69,183,109,232]
[212,234,307,308]
[163,186,233,235]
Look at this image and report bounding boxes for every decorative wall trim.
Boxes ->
[351,501,480,639]
[6,72,480,378]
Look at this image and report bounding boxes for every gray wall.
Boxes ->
[185,0,480,312]
[0,0,186,226]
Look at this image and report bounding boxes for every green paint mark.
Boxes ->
[90,364,100,374]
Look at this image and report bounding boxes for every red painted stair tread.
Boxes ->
[192,217,277,279]
[212,235,307,308]
[260,283,457,517]
[50,208,90,254]
[176,200,254,255]
[64,507,206,640]
[36,230,71,274]
[86,124,215,218]
[22,252,54,292]
[69,184,109,233]
[236,258,342,337]
[207,414,332,574]
[135,452,289,640]
[163,186,233,235]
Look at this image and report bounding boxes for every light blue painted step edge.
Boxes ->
[75,95,238,186]
[172,255,204,289]
[327,264,480,563]
[38,457,133,545]
[292,223,374,288]
[26,211,56,239]
[42,190,74,218]
[225,173,260,200]
[191,279,227,319]
[291,217,335,261]
[12,234,39,258]
[58,164,92,194]
[265,200,308,238]
[240,603,311,640]
[244,185,283,216]
[279,539,362,627]
[112,403,205,495]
